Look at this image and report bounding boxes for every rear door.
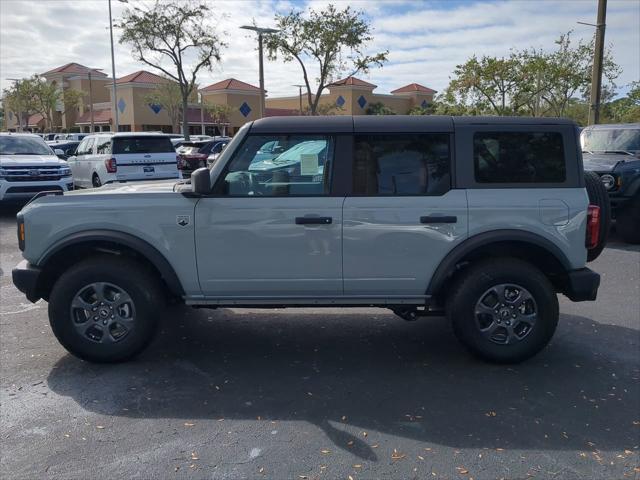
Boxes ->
[342,119,468,298]
[112,135,179,181]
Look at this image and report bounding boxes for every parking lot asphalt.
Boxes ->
[0,204,638,480]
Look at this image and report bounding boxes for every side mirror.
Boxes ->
[54,148,64,155]
[191,167,211,195]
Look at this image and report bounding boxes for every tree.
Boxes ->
[30,76,83,132]
[540,31,620,117]
[2,79,38,131]
[366,102,395,115]
[118,1,226,139]
[205,103,232,136]
[145,79,183,134]
[265,4,388,115]
[442,31,621,118]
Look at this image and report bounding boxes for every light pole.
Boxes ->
[199,92,205,135]
[292,84,305,115]
[108,0,123,132]
[240,25,279,119]
[88,70,95,133]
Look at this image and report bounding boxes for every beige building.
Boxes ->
[4,62,111,132]
[4,62,437,135]
[265,76,437,115]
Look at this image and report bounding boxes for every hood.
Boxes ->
[582,153,631,172]
[0,154,67,167]
[64,179,181,196]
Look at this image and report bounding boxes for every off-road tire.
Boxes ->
[446,258,559,364]
[584,171,611,261]
[48,255,163,363]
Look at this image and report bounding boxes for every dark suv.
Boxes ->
[582,123,640,243]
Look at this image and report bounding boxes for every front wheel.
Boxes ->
[446,258,559,363]
[48,256,164,362]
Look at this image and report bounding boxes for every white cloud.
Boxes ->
[0,0,638,101]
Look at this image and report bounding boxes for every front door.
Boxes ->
[342,132,468,297]
[195,133,343,298]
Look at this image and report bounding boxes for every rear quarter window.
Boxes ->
[474,132,566,183]
[113,136,174,154]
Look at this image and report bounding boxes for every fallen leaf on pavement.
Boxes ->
[184,422,195,427]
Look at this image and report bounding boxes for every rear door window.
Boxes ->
[474,132,566,183]
[353,134,451,195]
[113,136,174,154]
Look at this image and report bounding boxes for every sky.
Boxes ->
[0,0,638,100]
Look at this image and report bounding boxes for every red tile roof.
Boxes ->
[41,62,106,77]
[201,78,261,92]
[328,76,377,88]
[391,83,437,95]
[26,114,44,126]
[116,70,170,85]
[76,108,112,124]
[265,108,299,117]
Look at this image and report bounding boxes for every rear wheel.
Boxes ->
[48,256,163,363]
[446,258,559,363]
[584,171,611,261]
[617,195,640,244]
[92,173,102,188]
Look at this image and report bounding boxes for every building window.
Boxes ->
[118,124,131,132]
[353,134,451,196]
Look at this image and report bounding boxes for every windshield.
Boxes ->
[0,136,54,155]
[581,127,640,154]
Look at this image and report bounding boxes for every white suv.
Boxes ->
[68,132,181,188]
[0,133,73,203]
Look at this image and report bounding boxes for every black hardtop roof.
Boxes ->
[249,115,577,134]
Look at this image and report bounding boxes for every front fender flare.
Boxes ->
[39,229,184,296]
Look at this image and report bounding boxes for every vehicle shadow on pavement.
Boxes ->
[46,307,639,460]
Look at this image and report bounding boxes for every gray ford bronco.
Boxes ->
[12,116,606,364]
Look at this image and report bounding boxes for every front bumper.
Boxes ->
[12,260,43,303]
[0,178,73,202]
[563,267,600,302]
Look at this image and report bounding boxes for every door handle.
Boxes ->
[295,216,332,225]
[420,215,457,224]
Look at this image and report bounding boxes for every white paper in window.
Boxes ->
[300,153,319,175]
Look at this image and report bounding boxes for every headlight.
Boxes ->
[600,174,615,190]
[60,167,71,176]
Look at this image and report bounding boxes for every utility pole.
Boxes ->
[199,92,205,135]
[588,0,607,125]
[293,84,305,115]
[108,0,120,132]
[240,25,279,119]
[88,71,95,133]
